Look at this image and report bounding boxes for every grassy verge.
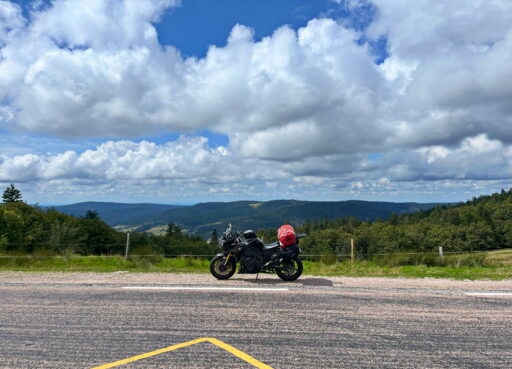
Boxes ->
[303,261,512,280]
[0,251,511,280]
[0,255,211,273]
[485,249,512,265]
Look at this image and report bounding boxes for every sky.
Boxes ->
[0,0,511,205]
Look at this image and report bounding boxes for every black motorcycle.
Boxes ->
[209,224,305,281]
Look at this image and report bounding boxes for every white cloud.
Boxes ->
[2,0,511,153]
[0,1,24,44]
[367,0,512,60]
[370,135,512,182]
[1,134,509,190]
[30,0,178,50]
[368,0,512,147]
[2,2,388,154]
[0,136,233,182]
[1,0,186,137]
[0,0,511,202]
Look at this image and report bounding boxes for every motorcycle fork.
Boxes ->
[223,253,232,267]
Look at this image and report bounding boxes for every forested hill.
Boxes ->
[0,202,215,256]
[289,189,512,256]
[50,202,183,227]
[53,199,440,237]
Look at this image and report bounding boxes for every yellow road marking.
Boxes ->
[207,337,274,369]
[90,338,208,369]
[90,337,274,369]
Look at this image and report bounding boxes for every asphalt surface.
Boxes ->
[1,274,511,369]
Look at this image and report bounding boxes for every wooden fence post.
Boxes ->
[125,232,131,260]
[351,238,355,263]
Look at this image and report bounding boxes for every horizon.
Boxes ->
[39,194,476,208]
[1,0,511,204]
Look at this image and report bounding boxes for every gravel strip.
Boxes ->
[0,271,511,291]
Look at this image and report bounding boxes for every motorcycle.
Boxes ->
[209,224,306,281]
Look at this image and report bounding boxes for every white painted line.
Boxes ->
[465,292,512,296]
[122,286,289,291]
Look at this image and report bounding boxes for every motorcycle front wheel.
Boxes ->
[276,256,303,281]
[210,255,236,280]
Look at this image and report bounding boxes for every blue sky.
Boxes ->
[156,0,388,62]
[157,0,337,58]
[0,0,511,204]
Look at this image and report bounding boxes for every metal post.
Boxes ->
[351,238,355,263]
[125,232,131,260]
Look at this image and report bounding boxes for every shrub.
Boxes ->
[0,252,31,268]
[319,248,337,265]
[32,247,56,261]
[129,246,163,269]
[444,253,488,268]
[373,252,489,268]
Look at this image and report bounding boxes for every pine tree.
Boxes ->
[2,184,22,204]
[166,222,182,237]
[210,229,218,245]
[84,210,99,219]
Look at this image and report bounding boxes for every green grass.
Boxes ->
[301,249,512,280]
[0,255,211,273]
[0,250,511,280]
[485,249,512,265]
[302,260,512,280]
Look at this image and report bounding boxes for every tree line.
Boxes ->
[0,184,216,256]
[2,184,511,257]
[257,188,512,257]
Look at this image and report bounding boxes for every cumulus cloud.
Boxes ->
[384,135,512,181]
[2,8,390,154]
[2,0,511,149]
[0,0,511,201]
[369,0,512,147]
[0,136,233,182]
[0,1,24,42]
[1,134,510,189]
[0,0,188,137]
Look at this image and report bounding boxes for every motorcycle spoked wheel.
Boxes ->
[276,257,303,281]
[210,255,237,280]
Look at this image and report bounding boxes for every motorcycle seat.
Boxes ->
[263,241,279,250]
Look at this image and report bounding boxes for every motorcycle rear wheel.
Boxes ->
[210,255,236,280]
[276,257,303,281]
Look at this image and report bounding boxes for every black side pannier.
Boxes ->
[279,243,300,262]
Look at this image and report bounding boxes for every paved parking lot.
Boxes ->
[1,273,511,368]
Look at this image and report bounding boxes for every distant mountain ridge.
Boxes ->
[51,199,442,238]
[50,202,183,226]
